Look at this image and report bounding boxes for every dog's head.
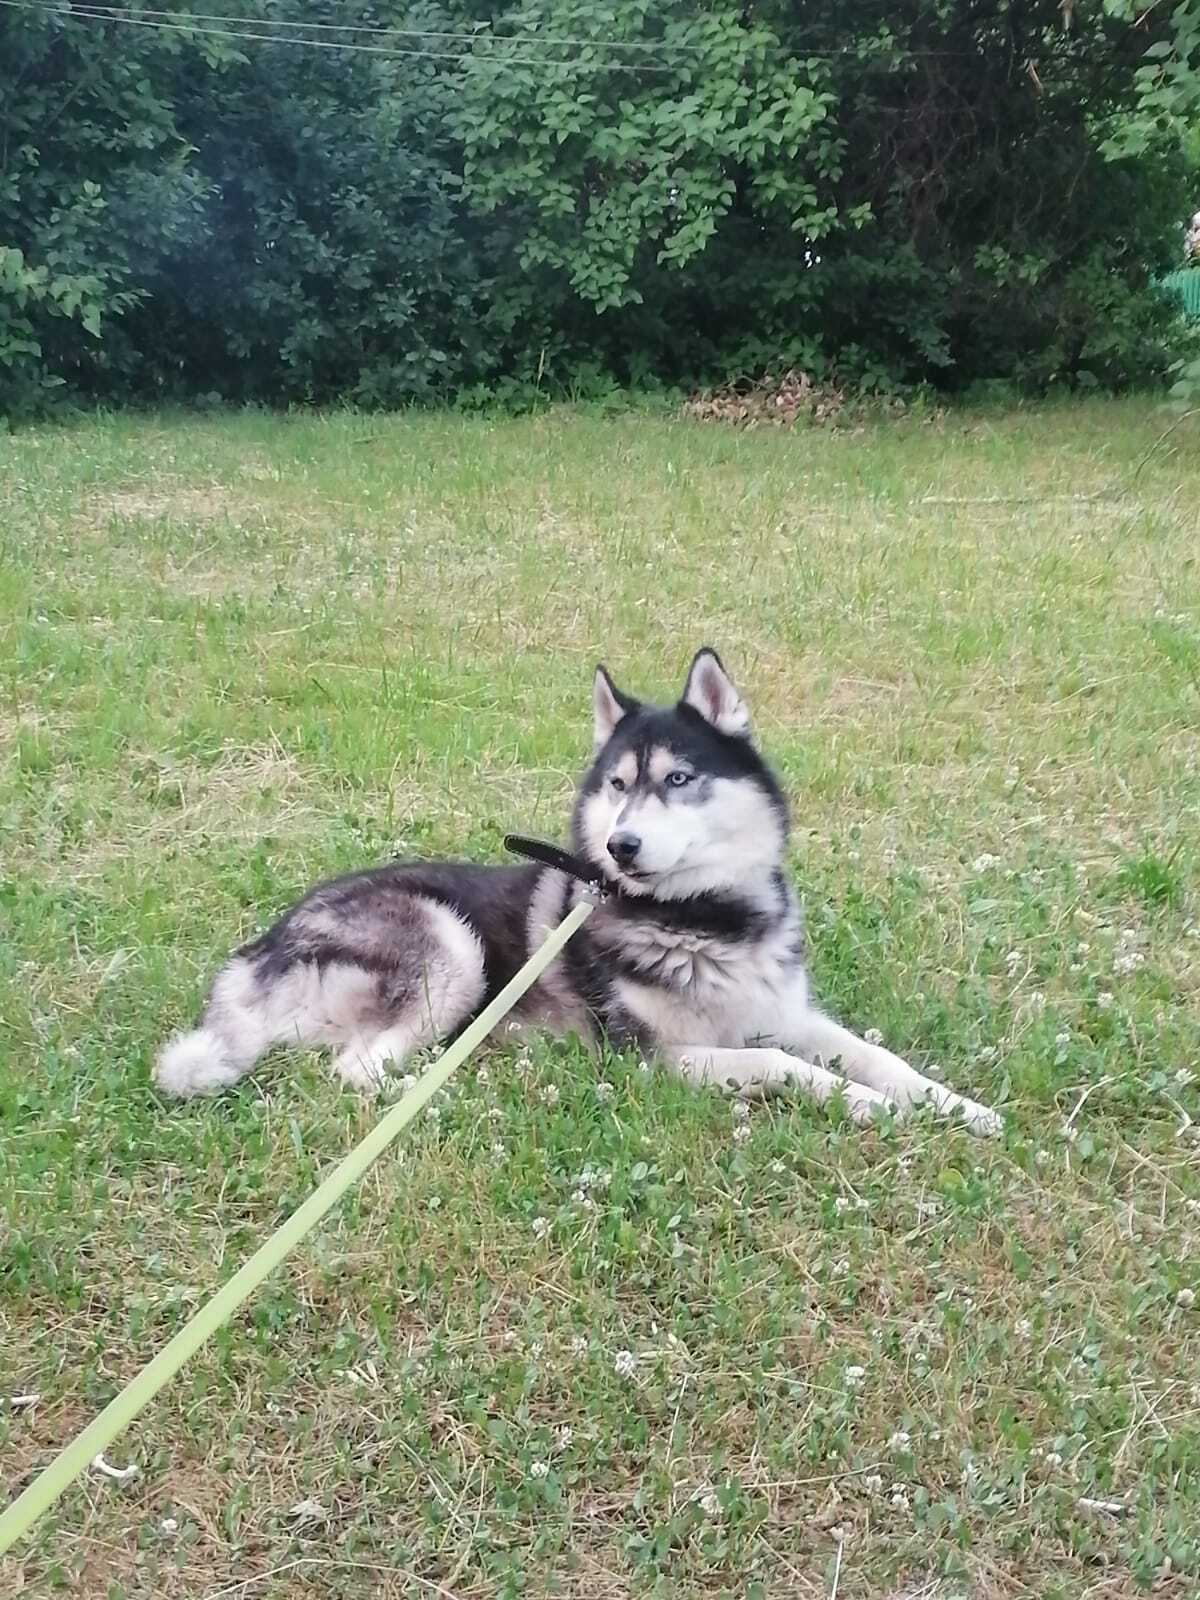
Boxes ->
[572,649,789,899]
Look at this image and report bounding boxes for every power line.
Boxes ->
[2,0,987,61]
[30,0,711,51]
[0,0,679,69]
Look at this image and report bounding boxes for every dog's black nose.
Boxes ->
[607,831,641,866]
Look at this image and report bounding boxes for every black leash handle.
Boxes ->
[504,834,608,893]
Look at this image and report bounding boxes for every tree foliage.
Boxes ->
[0,0,1194,415]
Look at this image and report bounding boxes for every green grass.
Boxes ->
[1,399,1199,1600]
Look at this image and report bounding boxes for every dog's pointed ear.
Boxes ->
[681,648,752,739]
[593,664,637,750]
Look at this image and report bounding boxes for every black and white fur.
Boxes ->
[156,650,1001,1136]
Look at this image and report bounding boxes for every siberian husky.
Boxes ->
[156,650,1001,1135]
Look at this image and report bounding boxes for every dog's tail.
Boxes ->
[155,1027,246,1098]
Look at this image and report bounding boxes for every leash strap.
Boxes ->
[0,895,595,1555]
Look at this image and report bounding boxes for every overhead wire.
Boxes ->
[19,0,712,49]
[0,0,692,68]
[0,0,986,66]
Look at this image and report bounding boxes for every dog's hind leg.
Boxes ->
[332,1025,428,1091]
[322,899,488,1095]
[156,894,489,1100]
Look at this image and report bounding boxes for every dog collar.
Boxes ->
[504,834,613,901]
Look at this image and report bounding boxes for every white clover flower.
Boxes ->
[731,1099,751,1123]
[832,1257,850,1278]
[1016,1317,1033,1338]
[595,1081,614,1102]
[569,1335,589,1356]
[889,1483,911,1510]
[491,1141,506,1160]
[972,853,1000,872]
[1174,1068,1196,1087]
[888,1430,911,1451]
[542,1083,560,1106]
[614,1349,638,1379]
[1113,951,1145,976]
[732,1121,751,1144]
[863,1473,883,1495]
[844,1364,867,1390]
[425,1104,442,1124]
[531,1216,550,1240]
[865,1028,884,1046]
[695,1485,722,1517]
[529,1460,549,1480]
[555,1425,573,1450]
[574,1164,612,1191]
[1096,991,1114,1010]
[1177,1288,1196,1310]
[1006,950,1023,974]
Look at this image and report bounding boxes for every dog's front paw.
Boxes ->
[957,1097,1003,1138]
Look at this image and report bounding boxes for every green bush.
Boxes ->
[1,0,1194,416]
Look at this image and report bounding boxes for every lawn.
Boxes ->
[1,399,1198,1600]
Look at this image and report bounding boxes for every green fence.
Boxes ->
[1162,268,1200,318]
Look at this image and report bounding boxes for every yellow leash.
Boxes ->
[0,894,595,1554]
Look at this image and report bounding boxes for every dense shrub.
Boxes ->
[1,0,1194,415]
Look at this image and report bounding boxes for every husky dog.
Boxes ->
[156,650,1000,1136]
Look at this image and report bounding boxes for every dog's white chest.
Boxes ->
[612,920,807,1050]
[618,920,750,989]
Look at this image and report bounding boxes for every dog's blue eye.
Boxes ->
[665,770,693,788]
[609,775,626,792]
